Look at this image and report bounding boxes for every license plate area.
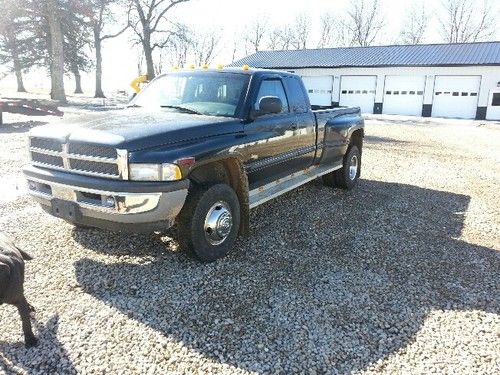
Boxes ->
[51,199,81,221]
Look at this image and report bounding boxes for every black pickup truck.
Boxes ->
[23,68,364,261]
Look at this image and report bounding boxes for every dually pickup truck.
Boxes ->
[23,68,364,261]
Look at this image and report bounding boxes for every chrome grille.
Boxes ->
[31,152,64,167]
[68,143,117,159]
[30,138,62,152]
[29,137,127,179]
[69,159,119,176]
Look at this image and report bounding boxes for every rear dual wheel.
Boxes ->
[177,183,240,262]
[322,145,361,190]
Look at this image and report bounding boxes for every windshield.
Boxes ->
[131,72,249,118]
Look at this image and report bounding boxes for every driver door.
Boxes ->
[242,78,303,189]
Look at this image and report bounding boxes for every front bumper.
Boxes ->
[23,165,189,232]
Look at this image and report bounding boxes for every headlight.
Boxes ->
[129,163,182,181]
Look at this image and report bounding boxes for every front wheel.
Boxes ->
[177,183,240,262]
[322,145,361,190]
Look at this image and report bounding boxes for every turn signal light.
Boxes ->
[176,157,196,168]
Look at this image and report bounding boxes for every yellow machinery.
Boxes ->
[130,75,149,94]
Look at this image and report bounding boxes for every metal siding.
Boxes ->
[231,42,500,69]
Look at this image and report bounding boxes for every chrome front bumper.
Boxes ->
[23,165,189,231]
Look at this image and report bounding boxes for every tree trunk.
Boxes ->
[12,49,26,93]
[142,32,155,79]
[5,32,27,92]
[94,28,105,98]
[73,69,83,94]
[144,47,155,80]
[46,0,66,102]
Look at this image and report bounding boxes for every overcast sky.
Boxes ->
[1,0,498,94]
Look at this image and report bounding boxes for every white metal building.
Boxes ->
[232,42,500,120]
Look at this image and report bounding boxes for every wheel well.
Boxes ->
[188,159,250,236]
[189,162,229,185]
[350,129,364,153]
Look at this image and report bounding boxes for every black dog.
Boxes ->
[0,233,38,347]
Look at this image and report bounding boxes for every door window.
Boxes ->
[255,80,289,113]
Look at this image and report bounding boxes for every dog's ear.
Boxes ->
[18,248,34,261]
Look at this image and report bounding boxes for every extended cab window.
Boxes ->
[131,72,249,118]
[284,76,309,113]
[255,79,289,113]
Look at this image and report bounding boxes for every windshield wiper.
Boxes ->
[161,105,203,115]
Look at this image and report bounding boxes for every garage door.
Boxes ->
[340,76,377,113]
[302,76,333,107]
[383,76,425,116]
[486,90,500,120]
[432,76,481,119]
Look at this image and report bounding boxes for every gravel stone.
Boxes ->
[0,111,499,374]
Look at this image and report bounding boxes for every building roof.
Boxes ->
[230,42,500,69]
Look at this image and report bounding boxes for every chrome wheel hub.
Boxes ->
[349,155,358,180]
[204,201,233,245]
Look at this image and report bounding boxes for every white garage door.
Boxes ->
[302,76,333,107]
[383,76,425,116]
[486,90,500,120]
[432,76,481,119]
[340,76,377,113]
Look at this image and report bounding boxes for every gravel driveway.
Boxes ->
[0,112,499,374]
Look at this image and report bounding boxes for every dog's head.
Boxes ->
[0,233,33,261]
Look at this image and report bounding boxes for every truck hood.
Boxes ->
[29,107,243,151]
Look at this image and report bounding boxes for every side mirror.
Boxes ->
[259,96,283,115]
[250,96,283,119]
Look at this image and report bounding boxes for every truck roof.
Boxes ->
[157,67,298,78]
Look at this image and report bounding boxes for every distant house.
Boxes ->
[232,42,500,120]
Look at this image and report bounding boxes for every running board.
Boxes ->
[249,164,342,209]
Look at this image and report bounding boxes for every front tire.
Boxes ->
[177,183,240,262]
[322,145,361,190]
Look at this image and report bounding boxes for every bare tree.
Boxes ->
[398,1,428,44]
[317,13,336,48]
[89,0,129,98]
[439,0,496,43]
[129,0,190,79]
[192,29,221,66]
[230,39,237,62]
[167,25,190,67]
[342,0,385,47]
[267,27,282,50]
[244,18,268,53]
[290,14,310,50]
[266,25,294,50]
[278,25,294,50]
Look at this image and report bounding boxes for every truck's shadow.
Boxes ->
[364,135,410,145]
[73,179,499,373]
